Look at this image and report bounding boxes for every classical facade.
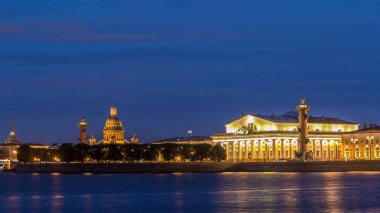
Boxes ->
[103,106,126,144]
[212,98,360,162]
[341,124,380,160]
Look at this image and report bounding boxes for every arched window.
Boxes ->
[365,146,370,159]
[376,146,380,158]
[355,146,360,159]
[344,147,350,158]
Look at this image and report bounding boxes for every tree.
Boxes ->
[180,144,194,162]
[104,144,124,163]
[74,143,90,163]
[89,145,103,163]
[125,144,143,162]
[161,143,176,163]
[210,144,227,162]
[194,144,212,162]
[58,143,74,163]
[38,149,51,162]
[17,144,32,163]
[142,144,157,162]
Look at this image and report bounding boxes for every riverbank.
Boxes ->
[11,161,380,173]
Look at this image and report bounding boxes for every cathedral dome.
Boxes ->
[104,106,124,130]
[103,106,125,144]
[104,116,124,130]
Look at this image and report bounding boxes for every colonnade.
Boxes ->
[217,138,341,162]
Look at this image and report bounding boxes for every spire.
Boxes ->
[10,111,15,136]
[4,110,21,145]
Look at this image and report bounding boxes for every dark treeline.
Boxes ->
[17,143,226,163]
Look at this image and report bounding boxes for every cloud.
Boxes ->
[0,23,26,33]
[36,22,158,42]
[0,19,246,43]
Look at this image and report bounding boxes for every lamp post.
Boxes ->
[367,135,374,160]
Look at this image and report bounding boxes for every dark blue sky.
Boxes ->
[1,0,380,143]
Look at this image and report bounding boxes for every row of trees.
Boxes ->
[17,143,226,163]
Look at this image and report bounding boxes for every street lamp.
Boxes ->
[367,135,375,160]
[350,138,358,144]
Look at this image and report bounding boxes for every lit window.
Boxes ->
[355,147,360,159]
[344,147,350,158]
[365,147,370,158]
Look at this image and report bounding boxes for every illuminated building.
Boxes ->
[4,111,21,145]
[130,134,139,144]
[89,134,97,145]
[77,117,89,144]
[341,124,380,160]
[103,106,126,144]
[0,111,48,162]
[212,98,360,161]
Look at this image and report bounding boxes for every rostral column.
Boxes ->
[78,117,89,144]
[296,97,311,161]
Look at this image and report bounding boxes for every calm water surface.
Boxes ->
[1,172,380,212]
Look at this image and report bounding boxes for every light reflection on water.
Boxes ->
[1,172,380,212]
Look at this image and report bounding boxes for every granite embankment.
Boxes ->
[13,161,380,173]
[13,162,234,173]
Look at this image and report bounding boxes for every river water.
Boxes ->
[0,172,379,212]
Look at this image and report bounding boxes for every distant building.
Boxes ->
[103,106,127,144]
[130,134,139,144]
[150,136,212,145]
[4,111,21,145]
[89,134,97,145]
[212,98,360,162]
[341,124,380,160]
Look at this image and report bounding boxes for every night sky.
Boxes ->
[1,1,380,144]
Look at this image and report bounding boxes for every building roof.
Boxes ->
[150,136,211,143]
[104,115,124,130]
[4,135,21,145]
[251,111,357,125]
[341,125,380,135]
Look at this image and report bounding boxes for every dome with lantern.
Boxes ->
[104,107,124,130]
[131,134,139,144]
[103,106,125,144]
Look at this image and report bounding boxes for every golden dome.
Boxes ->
[89,134,97,145]
[104,116,124,130]
[131,134,139,144]
[104,106,124,131]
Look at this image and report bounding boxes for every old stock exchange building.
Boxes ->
[212,98,360,162]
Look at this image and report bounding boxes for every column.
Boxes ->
[226,142,230,161]
[320,141,323,160]
[328,142,330,160]
[258,140,261,160]
[245,141,249,160]
[281,140,284,159]
[251,140,255,160]
[238,141,242,160]
[272,140,276,160]
[231,141,236,161]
